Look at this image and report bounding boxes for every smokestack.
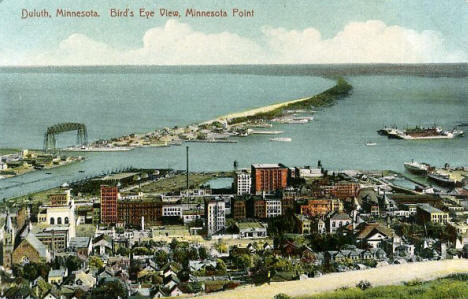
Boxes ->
[186,146,189,190]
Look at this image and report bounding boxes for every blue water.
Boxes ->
[0,67,467,200]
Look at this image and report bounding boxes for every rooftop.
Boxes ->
[252,163,285,169]
[237,222,266,230]
[69,237,91,248]
[418,203,444,214]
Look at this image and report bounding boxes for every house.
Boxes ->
[163,274,180,290]
[69,237,92,257]
[73,270,97,289]
[355,222,395,248]
[92,234,113,255]
[48,267,68,285]
[296,214,312,234]
[328,212,352,234]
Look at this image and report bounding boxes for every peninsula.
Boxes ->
[68,77,352,150]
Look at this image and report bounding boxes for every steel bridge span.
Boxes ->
[43,123,88,152]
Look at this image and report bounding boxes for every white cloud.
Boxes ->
[17,19,468,65]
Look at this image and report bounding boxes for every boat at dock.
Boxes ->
[427,172,456,187]
[404,160,431,175]
[270,137,292,142]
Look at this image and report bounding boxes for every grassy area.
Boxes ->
[293,274,468,299]
[4,187,61,207]
[140,172,233,193]
[0,148,21,155]
[76,224,97,238]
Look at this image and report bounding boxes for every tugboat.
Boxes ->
[404,160,431,175]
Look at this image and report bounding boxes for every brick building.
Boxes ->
[251,164,288,195]
[320,182,359,199]
[232,199,247,219]
[300,199,343,217]
[117,199,163,227]
[100,185,118,224]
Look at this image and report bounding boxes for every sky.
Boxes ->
[1,0,468,65]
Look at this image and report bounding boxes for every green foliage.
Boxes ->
[88,256,104,270]
[132,246,152,256]
[306,233,355,252]
[153,250,169,267]
[116,247,131,256]
[356,280,372,290]
[198,246,208,260]
[89,280,128,299]
[65,255,83,272]
[275,294,292,299]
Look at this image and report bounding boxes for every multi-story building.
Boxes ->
[117,199,163,227]
[296,215,312,234]
[100,185,118,224]
[232,199,247,219]
[265,199,282,218]
[162,204,183,217]
[321,182,359,199]
[253,199,266,219]
[300,199,343,217]
[281,195,295,215]
[416,203,449,224]
[234,171,251,195]
[205,200,226,236]
[251,164,288,195]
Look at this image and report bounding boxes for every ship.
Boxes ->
[270,137,292,142]
[427,172,456,187]
[404,160,431,175]
[380,126,464,140]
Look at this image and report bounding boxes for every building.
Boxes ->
[328,212,352,234]
[117,199,162,227]
[300,199,342,217]
[232,199,247,219]
[253,199,266,219]
[100,185,119,224]
[281,194,295,215]
[68,237,92,257]
[251,164,288,194]
[12,232,51,265]
[205,199,226,236]
[37,189,76,239]
[234,170,251,195]
[265,199,282,218]
[321,182,359,199]
[237,222,268,238]
[162,204,183,217]
[296,215,312,234]
[416,203,449,224]
[35,226,70,252]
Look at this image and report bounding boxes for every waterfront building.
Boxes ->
[100,185,119,224]
[416,203,449,224]
[234,170,251,195]
[251,163,288,194]
[205,199,226,236]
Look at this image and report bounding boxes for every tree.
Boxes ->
[90,280,128,299]
[170,238,179,250]
[214,239,228,253]
[116,247,131,256]
[66,255,83,272]
[199,246,208,260]
[234,254,251,270]
[89,256,104,270]
[154,250,168,267]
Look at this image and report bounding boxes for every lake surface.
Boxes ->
[0,66,467,199]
